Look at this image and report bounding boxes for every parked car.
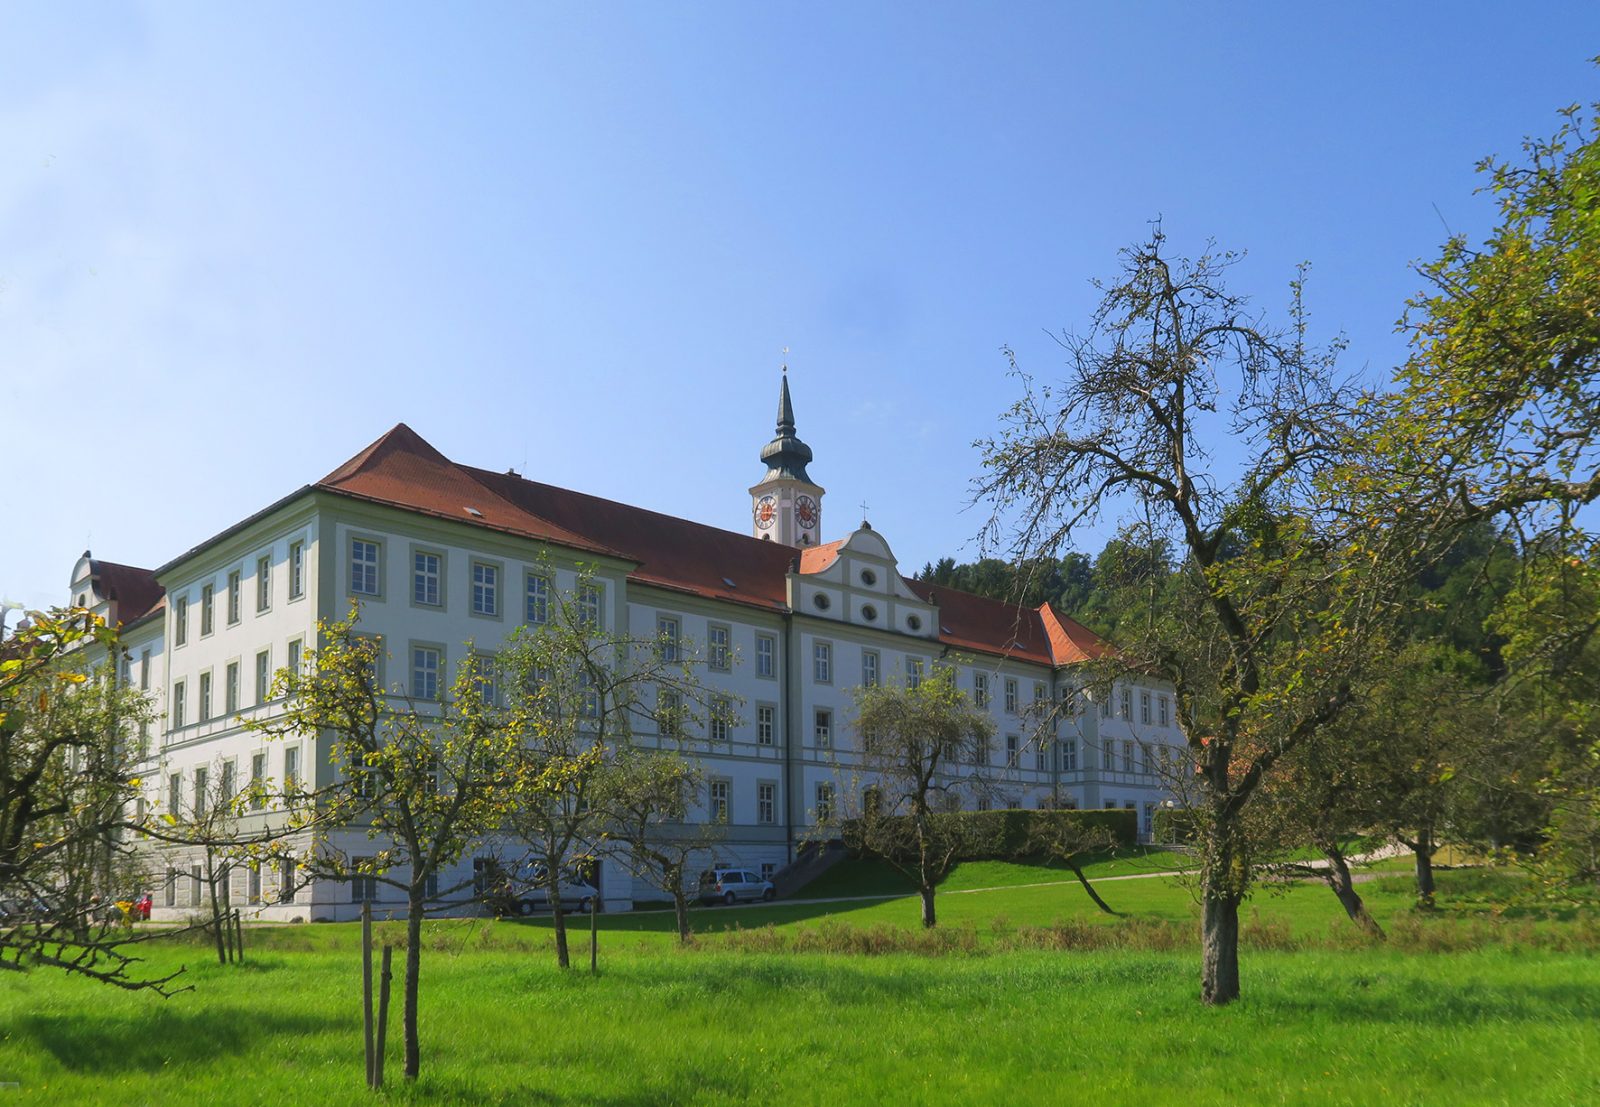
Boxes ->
[509,864,600,916]
[698,868,775,906]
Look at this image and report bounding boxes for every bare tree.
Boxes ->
[979,227,1415,1003]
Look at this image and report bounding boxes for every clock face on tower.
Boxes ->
[754,495,777,530]
[795,494,819,530]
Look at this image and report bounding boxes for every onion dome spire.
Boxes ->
[758,366,814,482]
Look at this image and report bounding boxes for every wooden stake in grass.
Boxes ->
[589,883,599,975]
[362,900,374,1089]
[374,944,393,1090]
[234,909,245,963]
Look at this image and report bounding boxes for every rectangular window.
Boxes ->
[220,760,236,800]
[288,541,305,599]
[168,773,182,817]
[471,562,498,616]
[284,747,300,796]
[248,863,262,905]
[761,862,777,881]
[227,570,241,625]
[580,669,599,718]
[757,782,776,824]
[657,688,682,737]
[1100,690,1112,718]
[174,597,188,647]
[473,657,497,707]
[1121,686,1132,720]
[172,680,187,728]
[710,696,732,743]
[194,767,208,817]
[1141,691,1152,725]
[279,857,297,903]
[755,634,775,678]
[1143,802,1156,837]
[524,573,549,624]
[1006,734,1019,766]
[351,858,377,903]
[907,657,924,690]
[814,708,832,749]
[200,584,215,636]
[1035,743,1047,772]
[191,863,203,907]
[1005,678,1018,714]
[709,779,730,823]
[1138,742,1151,775]
[814,782,834,823]
[412,646,441,701]
[862,650,879,688]
[1123,739,1134,773]
[198,671,213,723]
[165,867,177,908]
[973,672,988,708]
[1159,694,1170,728]
[577,584,602,627]
[351,538,380,596]
[256,555,272,613]
[1034,682,1047,712]
[251,753,266,811]
[1063,738,1078,773]
[255,650,271,706]
[140,648,151,691]
[657,615,681,662]
[708,624,730,672]
[413,551,441,606]
[225,661,240,716]
[813,642,831,684]
[287,637,303,675]
[756,704,775,746]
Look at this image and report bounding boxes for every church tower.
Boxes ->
[749,368,825,546]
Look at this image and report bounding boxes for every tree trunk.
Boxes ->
[1322,847,1385,940]
[1413,828,1436,910]
[588,892,599,974]
[403,893,423,1081]
[1069,863,1116,915]
[206,853,227,966]
[1200,893,1241,1006]
[919,882,936,929]
[672,889,690,944]
[550,892,570,969]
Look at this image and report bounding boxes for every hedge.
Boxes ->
[843,807,1138,862]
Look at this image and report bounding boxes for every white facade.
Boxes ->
[75,379,1184,921]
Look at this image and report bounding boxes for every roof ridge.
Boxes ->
[462,465,802,554]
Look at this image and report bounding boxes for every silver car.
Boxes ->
[698,868,775,906]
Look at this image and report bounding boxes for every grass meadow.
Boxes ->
[2,855,1597,1105]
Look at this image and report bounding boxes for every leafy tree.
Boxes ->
[0,608,179,992]
[495,570,722,968]
[600,750,723,944]
[843,666,996,928]
[247,607,519,1082]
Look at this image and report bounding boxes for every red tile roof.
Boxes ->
[797,539,845,574]
[322,424,1102,668]
[316,424,620,559]
[89,560,166,626]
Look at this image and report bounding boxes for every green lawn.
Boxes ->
[2,867,1596,1105]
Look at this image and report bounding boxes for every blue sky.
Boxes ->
[4,4,1598,611]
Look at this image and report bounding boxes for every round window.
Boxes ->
[862,604,878,622]
[860,569,878,587]
[907,614,922,632]
[813,594,831,611]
